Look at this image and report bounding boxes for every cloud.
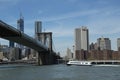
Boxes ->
[45,24,74,37]
[41,7,120,23]
[51,29,73,37]
[42,9,100,22]
[88,15,120,35]
[44,8,120,37]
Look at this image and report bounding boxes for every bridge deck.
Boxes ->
[0,20,48,52]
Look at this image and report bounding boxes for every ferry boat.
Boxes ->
[67,60,120,66]
[67,61,92,66]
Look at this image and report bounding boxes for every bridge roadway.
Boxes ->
[0,20,58,65]
[0,20,47,51]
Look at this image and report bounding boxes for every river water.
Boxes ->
[0,64,120,80]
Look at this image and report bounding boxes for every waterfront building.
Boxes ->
[0,52,4,60]
[89,42,98,51]
[117,38,120,51]
[88,49,120,60]
[0,45,9,59]
[9,41,14,48]
[75,26,89,60]
[9,47,21,61]
[66,48,73,60]
[24,48,36,60]
[97,37,111,50]
[89,43,95,50]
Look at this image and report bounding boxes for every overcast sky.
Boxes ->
[0,0,120,56]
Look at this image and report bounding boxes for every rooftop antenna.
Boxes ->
[19,8,24,19]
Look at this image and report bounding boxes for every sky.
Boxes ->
[0,0,120,57]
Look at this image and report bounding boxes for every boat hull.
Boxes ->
[67,61,92,66]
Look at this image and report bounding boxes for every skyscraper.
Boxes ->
[35,21,42,33]
[66,48,73,60]
[75,26,89,60]
[75,26,89,51]
[17,14,24,49]
[97,37,111,50]
[117,38,120,51]
[17,16,24,33]
[35,21,42,39]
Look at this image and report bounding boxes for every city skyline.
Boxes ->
[0,0,120,56]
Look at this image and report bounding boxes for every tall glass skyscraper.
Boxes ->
[17,15,24,48]
[17,18,24,32]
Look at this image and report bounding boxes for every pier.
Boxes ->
[90,60,120,65]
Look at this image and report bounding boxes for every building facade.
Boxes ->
[97,37,111,50]
[75,26,89,51]
[17,17,24,32]
[117,38,120,51]
[35,21,42,39]
[35,21,42,34]
[75,26,89,60]
[66,48,73,60]
[9,47,21,61]
[9,41,14,48]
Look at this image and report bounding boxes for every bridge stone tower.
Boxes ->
[37,32,53,52]
[35,21,53,65]
[35,21,53,52]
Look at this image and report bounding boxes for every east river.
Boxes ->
[0,64,120,80]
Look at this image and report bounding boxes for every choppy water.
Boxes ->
[0,64,120,80]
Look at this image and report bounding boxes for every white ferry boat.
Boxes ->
[67,61,92,66]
